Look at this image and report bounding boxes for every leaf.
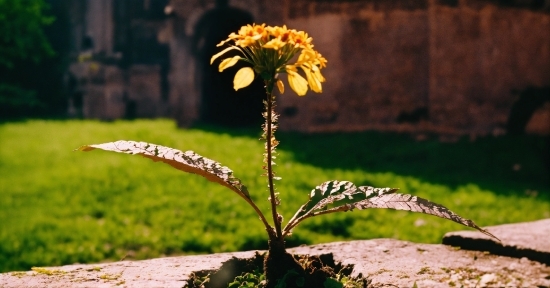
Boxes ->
[76,140,249,198]
[307,181,398,213]
[285,180,499,241]
[307,181,360,212]
[323,277,343,288]
[347,191,498,240]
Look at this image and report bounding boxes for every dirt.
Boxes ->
[185,253,368,288]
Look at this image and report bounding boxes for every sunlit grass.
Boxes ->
[0,119,548,272]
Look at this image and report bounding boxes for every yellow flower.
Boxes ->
[233,67,255,90]
[276,79,284,94]
[262,37,286,50]
[210,23,327,95]
[285,65,308,96]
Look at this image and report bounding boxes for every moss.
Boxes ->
[86,266,101,272]
[9,271,28,278]
[417,267,431,275]
[31,267,67,276]
[99,273,121,281]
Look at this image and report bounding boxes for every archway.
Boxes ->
[192,0,264,128]
[506,86,550,135]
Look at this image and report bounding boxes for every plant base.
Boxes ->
[185,253,369,288]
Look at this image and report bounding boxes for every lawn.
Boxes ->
[0,119,548,272]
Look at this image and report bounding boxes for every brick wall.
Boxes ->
[273,0,550,135]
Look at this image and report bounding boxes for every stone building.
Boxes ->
[64,0,550,136]
[66,0,171,120]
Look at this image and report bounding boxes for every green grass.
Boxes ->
[0,119,548,272]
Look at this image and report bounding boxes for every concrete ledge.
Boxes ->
[2,220,550,287]
[290,239,550,287]
[443,218,550,265]
[1,239,549,287]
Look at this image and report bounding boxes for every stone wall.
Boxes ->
[270,0,550,135]
[64,0,549,135]
[429,1,550,135]
[65,0,172,120]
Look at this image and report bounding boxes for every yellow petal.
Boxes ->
[210,46,240,65]
[287,70,308,96]
[276,79,284,94]
[218,56,241,72]
[216,33,239,47]
[262,38,285,50]
[300,65,322,93]
[311,65,326,82]
[216,38,231,47]
[233,67,255,91]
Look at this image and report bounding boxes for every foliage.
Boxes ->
[0,0,67,119]
[75,24,504,287]
[0,0,54,69]
[0,119,549,274]
[0,83,40,107]
[196,254,367,288]
[228,269,266,288]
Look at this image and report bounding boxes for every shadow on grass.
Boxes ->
[193,124,550,200]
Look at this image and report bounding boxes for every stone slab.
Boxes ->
[442,218,550,265]
[290,239,550,287]
[1,238,549,288]
[0,251,258,288]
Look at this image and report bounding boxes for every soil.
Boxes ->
[185,252,369,288]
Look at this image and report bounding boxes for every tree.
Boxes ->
[0,0,54,68]
[0,0,55,118]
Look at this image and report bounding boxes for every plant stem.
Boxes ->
[239,192,273,234]
[264,79,282,240]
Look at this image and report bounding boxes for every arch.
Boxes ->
[191,1,264,127]
[506,86,550,135]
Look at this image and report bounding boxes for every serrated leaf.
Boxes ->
[76,140,249,198]
[347,191,498,239]
[304,180,398,215]
[286,180,499,241]
[308,181,359,211]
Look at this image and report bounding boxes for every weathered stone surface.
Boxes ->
[292,239,550,287]
[0,251,258,288]
[443,218,550,265]
[2,238,549,287]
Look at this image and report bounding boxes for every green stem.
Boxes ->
[264,79,282,240]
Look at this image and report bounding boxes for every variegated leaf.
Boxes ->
[76,140,249,198]
[286,180,498,241]
[358,185,399,199]
[308,181,358,211]
[307,180,397,213]
[345,190,498,240]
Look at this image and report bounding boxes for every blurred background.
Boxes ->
[1,0,549,136]
[0,0,549,273]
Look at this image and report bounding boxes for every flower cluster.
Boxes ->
[210,24,327,96]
